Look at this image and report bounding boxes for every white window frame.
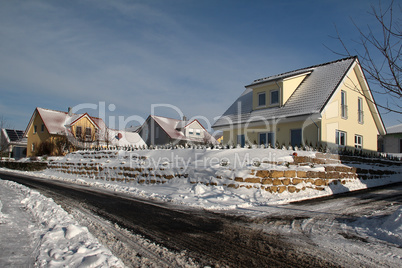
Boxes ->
[336,130,347,146]
[270,90,279,105]
[258,92,266,107]
[196,129,201,136]
[358,97,364,124]
[341,90,348,119]
[31,143,35,152]
[33,125,37,134]
[355,134,363,149]
[188,128,194,135]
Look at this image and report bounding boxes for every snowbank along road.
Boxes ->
[1,170,401,267]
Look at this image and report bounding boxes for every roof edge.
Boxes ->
[247,56,357,88]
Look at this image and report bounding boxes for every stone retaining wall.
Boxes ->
[48,157,399,194]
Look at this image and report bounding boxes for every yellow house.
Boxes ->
[212,56,386,152]
[25,107,107,156]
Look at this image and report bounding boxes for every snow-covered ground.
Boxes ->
[43,147,402,209]
[1,147,401,267]
[0,179,124,267]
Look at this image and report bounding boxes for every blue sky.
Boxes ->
[0,0,399,131]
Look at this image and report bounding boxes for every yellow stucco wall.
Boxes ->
[222,119,319,147]
[252,82,281,110]
[321,66,378,151]
[70,116,98,141]
[251,73,308,110]
[282,74,309,104]
[26,113,51,157]
[27,113,100,156]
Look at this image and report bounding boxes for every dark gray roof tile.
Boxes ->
[213,56,356,128]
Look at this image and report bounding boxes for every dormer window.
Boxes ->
[270,90,279,105]
[258,92,266,107]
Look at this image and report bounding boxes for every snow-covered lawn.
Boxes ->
[43,147,402,209]
[0,179,124,267]
[1,147,401,267]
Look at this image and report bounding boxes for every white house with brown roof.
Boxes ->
[213,56,386,152]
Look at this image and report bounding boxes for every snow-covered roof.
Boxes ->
[107,129,146,147]
[126,125,141,133]
[213,56,374,128]
[386,124,402,134]
[151,115,187,140]
[144,115,217,144]
[25,107,106,136]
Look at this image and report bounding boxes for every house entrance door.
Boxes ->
[291,129,302,147]
[237,134,245,148]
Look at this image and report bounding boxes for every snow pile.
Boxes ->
[354,206,402,246]
[0,179,124,267]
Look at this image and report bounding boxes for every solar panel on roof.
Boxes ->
[5,129,24,141]
[15,130,24,139]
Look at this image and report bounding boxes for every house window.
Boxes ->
[259,132,275,146]
[358,97,364,124]
[258,92,266,107]
[85,128,92,140]
[31,143,35,152]
[270,90,279,105]
[341,90,348,119]
[188,128,194,135]
[41,124,45,132]
[196,129,201,136]
[355,135,363,149]
[336,130,347,146]
[34,125,37,134]
[75,126,82,138]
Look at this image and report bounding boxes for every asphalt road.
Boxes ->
[1,170,401,267]
[0,170,343,267]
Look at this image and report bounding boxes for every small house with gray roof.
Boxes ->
[138,115,217,146]
[212,56,386,151]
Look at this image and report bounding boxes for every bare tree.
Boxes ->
[327,0,401,114]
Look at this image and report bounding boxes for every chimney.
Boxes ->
[68,107,72,116]
[183,116,187,122]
